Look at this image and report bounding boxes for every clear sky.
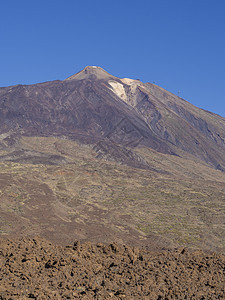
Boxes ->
[1,0,225,117]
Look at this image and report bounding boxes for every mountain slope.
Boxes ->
[0,67,225,253]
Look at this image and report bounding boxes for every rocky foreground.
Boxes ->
[0,237,224,299]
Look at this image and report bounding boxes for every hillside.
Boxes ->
[0,67,225,254]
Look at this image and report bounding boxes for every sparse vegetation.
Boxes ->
[0,137,225,253]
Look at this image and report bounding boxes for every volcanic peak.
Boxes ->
[66,66,117,81]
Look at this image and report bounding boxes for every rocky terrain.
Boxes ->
[0,237,224,299]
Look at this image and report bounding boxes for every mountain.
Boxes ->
[0,66,225,253]
[0,66,225,170]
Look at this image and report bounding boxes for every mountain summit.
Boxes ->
[66,66,117,80]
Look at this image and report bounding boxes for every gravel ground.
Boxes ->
[0,237,225,299]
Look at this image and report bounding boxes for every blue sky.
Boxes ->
[1,0,225,117]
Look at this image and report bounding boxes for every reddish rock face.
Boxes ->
[0,66,225,170]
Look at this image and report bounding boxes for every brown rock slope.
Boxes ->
[0,237,225,299]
